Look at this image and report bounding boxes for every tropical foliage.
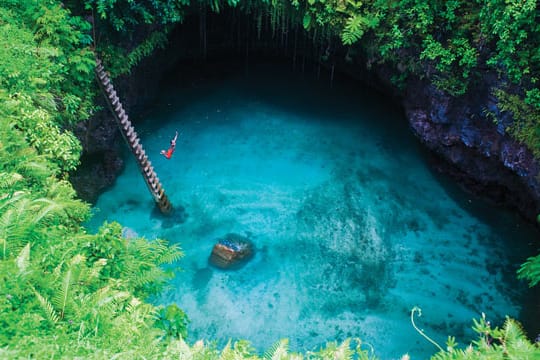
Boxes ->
[0,0,95,172]
[0,0,539,359]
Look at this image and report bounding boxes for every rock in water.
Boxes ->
[209,233,254,269]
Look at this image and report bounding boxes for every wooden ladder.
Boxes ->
[94,58,173,214]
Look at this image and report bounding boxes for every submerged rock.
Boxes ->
[209,233,254,269]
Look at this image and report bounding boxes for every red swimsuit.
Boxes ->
[163,147,175,159]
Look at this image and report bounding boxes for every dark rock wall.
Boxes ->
[401,74,540,223]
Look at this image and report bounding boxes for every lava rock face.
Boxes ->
[209,233,255,270]
[401,75,540,222]
[69,147,124,204]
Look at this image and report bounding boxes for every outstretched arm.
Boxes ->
[171,130,179,146]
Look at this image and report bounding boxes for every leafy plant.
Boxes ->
[517,254,540,287]
[155,303,189,340]
[494,88,540,158]
[430,313,539,360]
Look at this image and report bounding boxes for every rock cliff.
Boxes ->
[401,74,540,223]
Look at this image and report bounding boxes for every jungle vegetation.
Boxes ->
[0,0,539,358]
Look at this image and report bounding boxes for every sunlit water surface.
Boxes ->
[88,62,538,359]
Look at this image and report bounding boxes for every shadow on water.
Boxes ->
[422,151,540,339]
[151,203,189,224]
[139,57,412,143]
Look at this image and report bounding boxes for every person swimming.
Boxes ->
[160,131,178,159]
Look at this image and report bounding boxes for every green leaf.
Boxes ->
[303,13,312,29]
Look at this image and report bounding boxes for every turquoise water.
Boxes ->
[87,62,538,359]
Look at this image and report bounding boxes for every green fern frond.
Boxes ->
[15,159,52,180]
[502,317,526,344]
[0,199,39,258]
[517,254,540,287]
[133,267,166,287]
[15,243,30,273]
[504,318,537,354]
[334,338,354,359]
[32,286,60,324]
[0,209,16,260]
[46,179,77,201]
[218,340,234,360]
[154,241,184,265]
[52,261,64,278]
[51,255,87,319]
[0,172,23,191]
[263,339,289,360]
[96,288,131,308]
[31,198,63,224]
[88,258,108,280]
[52,267,72,319]
[0,190,27,213]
